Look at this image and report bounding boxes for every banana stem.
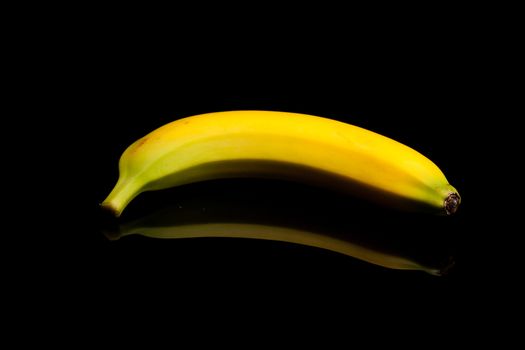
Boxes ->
[100,178,141,217]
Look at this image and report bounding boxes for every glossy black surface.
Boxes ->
[22,34,491,322]
[66,87,472,292]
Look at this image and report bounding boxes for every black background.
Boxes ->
[15,9,508,334]
[61,60,474,299]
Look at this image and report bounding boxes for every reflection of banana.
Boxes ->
[101,111,460,217]
[109,220,451,276]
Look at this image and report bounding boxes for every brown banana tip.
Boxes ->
[97,204,121,240]
[100,202,120,218]
[444,192,461,215]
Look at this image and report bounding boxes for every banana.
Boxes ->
[101,110,460,217]
[106,208,453,276]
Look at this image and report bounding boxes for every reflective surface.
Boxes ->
[101,179,459,276]
[18,25,493,330]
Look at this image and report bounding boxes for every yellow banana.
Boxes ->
[101,110,460,216]
[106,210,452,276]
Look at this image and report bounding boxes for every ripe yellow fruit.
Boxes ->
[102,111,460,217]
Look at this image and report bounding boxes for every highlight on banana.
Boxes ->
[101,110,460,217]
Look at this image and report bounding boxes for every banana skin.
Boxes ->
[101,111,460,216]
